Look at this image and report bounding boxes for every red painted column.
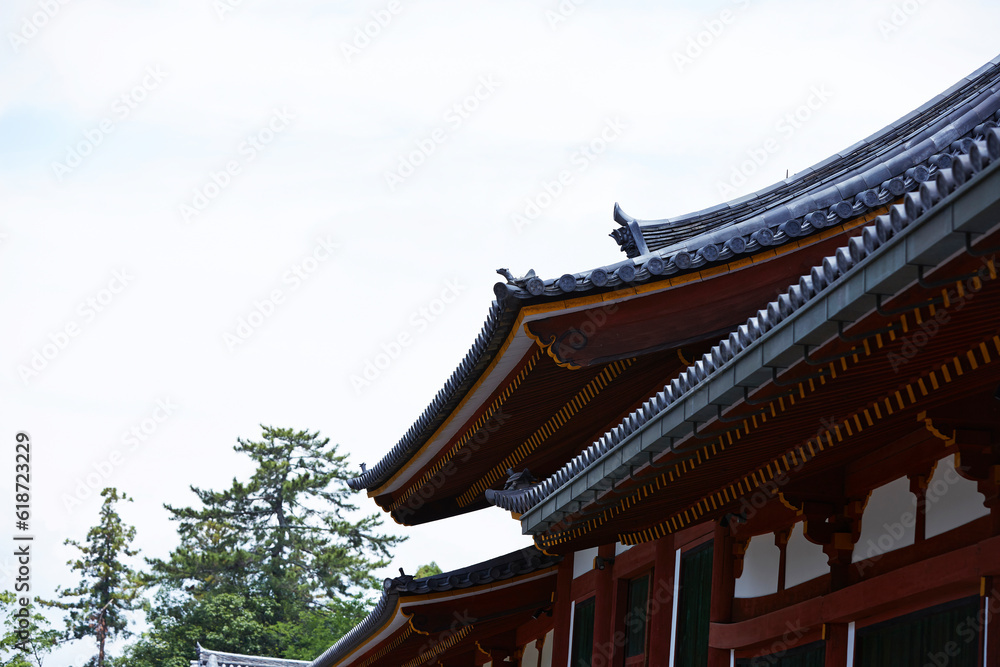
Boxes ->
[648,535,676,662]
[708,522,735,667]
[824,623,849,667]
[552,557,574,667]
[593,543,616,666]
[986,577,1000,667]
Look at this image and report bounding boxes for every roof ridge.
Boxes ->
[487,124,1000,518]
[611,55,1000,258]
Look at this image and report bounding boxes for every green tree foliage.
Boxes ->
[39,488,142,667]
[414,562,442,578]
[0,592,60,667]
[127,426,402,664]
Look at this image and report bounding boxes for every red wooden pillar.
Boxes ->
[824,622,849,666]
[986,577,1000,667]
[648,535,676,661]
[708,522,735,667]
[593,543,616,666]
[552,557,574,667]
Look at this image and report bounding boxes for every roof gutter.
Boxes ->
[521,157,1000,535]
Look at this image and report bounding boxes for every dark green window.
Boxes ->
[571,597,595,667]
[675,542,713,667]
[855,596,980,667]
[624,573,650,658]
[736,641,825,667]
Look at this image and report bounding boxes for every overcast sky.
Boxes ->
[3,0,1000,663]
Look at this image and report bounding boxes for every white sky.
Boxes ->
[2,0,999,663]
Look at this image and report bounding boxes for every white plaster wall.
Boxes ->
[521,638,539,666]
[734,534,780,598]
[853,476,916,563]
[541,629,553,667]
[573,547,599,578]
[785,521,828,588]
[615,541,632,556]
[926,453,990,538]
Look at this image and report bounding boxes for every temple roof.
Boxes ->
[611,56,1000,260]
[488,123,1000,547]
[309,547,561,667]
[190,645,310,667]
[351,54,1000,523]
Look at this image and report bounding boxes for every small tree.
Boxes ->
[0,592,60,667]
[134,426,403,660]
[151,427,402,616]
[40,488,143,667]
[414,562,442,578]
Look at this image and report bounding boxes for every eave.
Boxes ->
[508,146,1000,550]
[353,54,1000,528]
[310,548,561,667]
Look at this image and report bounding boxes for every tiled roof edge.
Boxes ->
[486,125,1000,517]
[309,547,562,667]
[610,55,1000,258]
[348,299,515,491]
[494,84,1000,303]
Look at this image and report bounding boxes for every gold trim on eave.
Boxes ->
[371,206,886,502]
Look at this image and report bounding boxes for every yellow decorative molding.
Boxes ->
[457,358,635,507]
[388,350,542,512]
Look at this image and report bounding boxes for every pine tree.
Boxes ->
[139,426,402,658]
[40,488,142,667]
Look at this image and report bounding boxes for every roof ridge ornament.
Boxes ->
[610,203,650,257]
[503,467,537,491]
[495,268,544,296]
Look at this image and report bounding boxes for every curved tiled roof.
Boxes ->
[486,121,1000,517]
[347,300,516,491]
[190,645,310,667]
[611,57,1000,260]
[309,547,561,667]
[350,54,1000,497]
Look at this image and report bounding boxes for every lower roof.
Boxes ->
[310,546,561,667]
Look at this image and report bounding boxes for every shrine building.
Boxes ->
[198,52,1000,667]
